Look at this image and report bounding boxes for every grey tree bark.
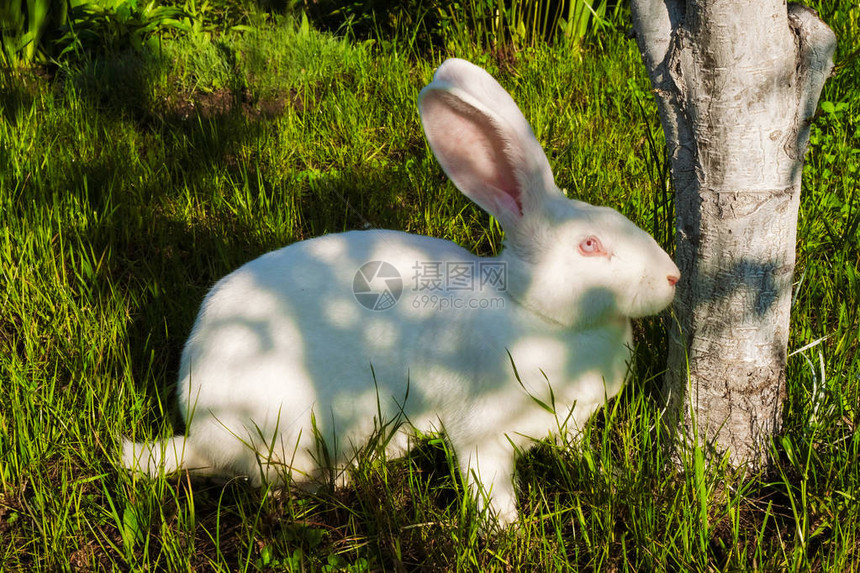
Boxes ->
[628,1,836,464]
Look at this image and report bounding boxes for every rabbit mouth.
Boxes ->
[627,283,677,318]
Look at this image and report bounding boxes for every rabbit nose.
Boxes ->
[667,274,680,287]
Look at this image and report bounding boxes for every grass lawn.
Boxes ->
[1,2,858,570]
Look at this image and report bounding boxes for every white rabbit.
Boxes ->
[122,58,680,524]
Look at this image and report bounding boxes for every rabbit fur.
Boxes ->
[122,58,680,524]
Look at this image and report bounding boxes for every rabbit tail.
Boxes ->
[121,436,207,478]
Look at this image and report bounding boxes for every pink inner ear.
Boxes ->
[491,188,522,218]
[423,93,524,223]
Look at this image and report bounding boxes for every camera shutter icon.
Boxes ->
[353,261,403,311]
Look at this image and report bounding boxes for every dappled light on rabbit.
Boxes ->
[122,58,679,525]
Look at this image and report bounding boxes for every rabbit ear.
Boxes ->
[418,59,561,229]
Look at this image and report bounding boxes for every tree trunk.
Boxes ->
[629,1,836,465]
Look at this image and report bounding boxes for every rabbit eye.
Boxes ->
[578,236,607,257]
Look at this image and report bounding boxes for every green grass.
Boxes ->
[1,4,859,570]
